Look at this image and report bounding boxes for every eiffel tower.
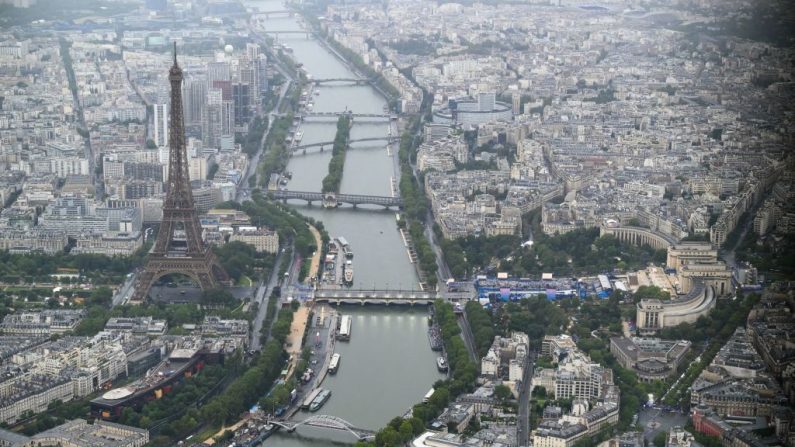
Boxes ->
[130,44,228,303]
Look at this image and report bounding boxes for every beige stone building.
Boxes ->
[229,226,279,253]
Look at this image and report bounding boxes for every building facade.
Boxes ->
[610,337,691,382]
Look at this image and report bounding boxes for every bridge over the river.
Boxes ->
[261,30,308,34]
[311,78,374,86]
[269,190,403,208]
[258,30,314,39]
[252,9,291,17]
[301,112,395,119]
[269,415,375,441]
[312,288,438,305]
[289,136,398,153]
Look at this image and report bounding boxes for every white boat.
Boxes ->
[301,387,323,409]
[437,357,448,372]
[309,389,331,412]
[337,237,353,259]
[337,315,351,341]
[343,261,353,285]
[423,388,435,403]
[329,353,340,374]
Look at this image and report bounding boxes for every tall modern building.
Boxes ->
[232,82,251,126]
[183,78,207,126]
[211,80,235,136]
[512,93,521,115]
[244,42,268,96]
[207,61,230,86]
[202,89,223,148]
[153,103,168,147]
[245,42,259,61]
[221,98,234,136]
[239,58,258,104]
[257,54,268,95]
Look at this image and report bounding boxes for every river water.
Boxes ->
[242,1,444,444]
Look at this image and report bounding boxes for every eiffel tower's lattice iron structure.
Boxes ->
[130,44,228,303]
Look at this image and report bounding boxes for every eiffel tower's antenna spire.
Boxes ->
[173,41,177,66]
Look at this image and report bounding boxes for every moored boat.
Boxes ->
[309,388,331,412]
[337,315,351,341]
[301,387,323,409]
[343,261,353,286]
[329,353,341,374]
[428,325,443,351]
[337,237,353,259]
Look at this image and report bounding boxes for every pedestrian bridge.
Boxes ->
[312,288,439,305]
[269,415,375,441]
[269,190,403,208]
[289,136,398,153]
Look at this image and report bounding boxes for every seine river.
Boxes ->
[242,1,445,444]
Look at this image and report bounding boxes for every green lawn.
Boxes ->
[237,275,253,287]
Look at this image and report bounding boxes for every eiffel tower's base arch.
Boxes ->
[130,249,228,303]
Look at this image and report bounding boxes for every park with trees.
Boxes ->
[441,222,667,280]
[0,246,150,285]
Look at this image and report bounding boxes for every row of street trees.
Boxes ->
[396,112,438,288]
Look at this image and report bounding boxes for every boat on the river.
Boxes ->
[337,237,353,259]
[302,388,323,409]
[242,424,276,446]
[437,357,448,372]
[321,250,337,286]
[343,261,353,286]
[327,239,339,255]
[329,353,341,374]
[322,192,338,208]
[428,325,443,351]
[309,388,331,412]
[337,315,351,341]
